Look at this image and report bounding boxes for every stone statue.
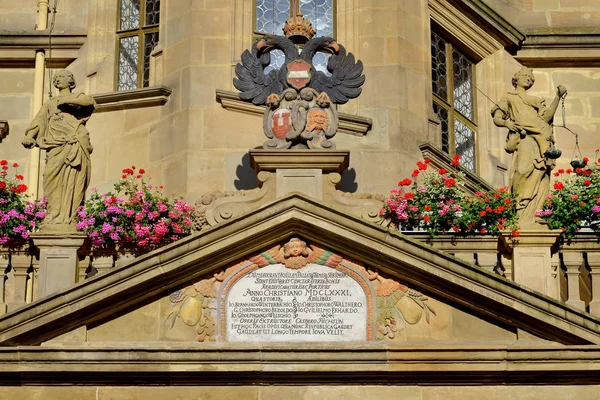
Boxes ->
[491,67,567,228]
[22,69,96,231]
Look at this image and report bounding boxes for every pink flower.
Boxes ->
[101,222,114,234]
[593,205,600,214]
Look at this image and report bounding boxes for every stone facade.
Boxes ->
[0,1,597,201]
[2,0,600,397]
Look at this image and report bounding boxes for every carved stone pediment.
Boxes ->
[0,195,599,348]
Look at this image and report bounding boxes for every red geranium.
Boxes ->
[444,178,456,188]
[439,168,447,175]
[554,182,564,190]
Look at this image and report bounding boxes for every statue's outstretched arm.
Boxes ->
[542,85,567,124]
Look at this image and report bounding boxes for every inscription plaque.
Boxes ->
[226,263,367,342]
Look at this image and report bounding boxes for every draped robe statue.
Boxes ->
[22,70,96,230]
[491,67,567,228]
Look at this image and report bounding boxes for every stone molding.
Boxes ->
[0,120,8,143]
[194,150,384,230]
[0,344,600,385]
[0,31,86,68]
[92,86,173,112]
[216,89,373,137]
[249,149,350,172]
[445,0,524,48]
[516,30,600,67]
[419,142,496,194]
[428,0,523,60]
[0,195,599,346]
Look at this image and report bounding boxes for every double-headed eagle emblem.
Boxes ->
[234,14,365,149]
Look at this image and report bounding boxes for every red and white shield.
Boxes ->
[271,108,292,139]
[286,59,312,90]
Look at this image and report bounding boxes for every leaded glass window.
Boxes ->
[431,32,477,173]
[255,0,335,75]
[117,0,160,90]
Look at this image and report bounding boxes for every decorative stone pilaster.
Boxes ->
[8,252,31,312]
[500,230,561,299]
[561,251,586,310]
[31,233,87,298]
[586,252,600,317]
[0,254,8,314]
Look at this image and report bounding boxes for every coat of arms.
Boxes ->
[234,13,365,149]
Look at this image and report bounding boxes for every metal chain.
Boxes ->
[46,0,58,98]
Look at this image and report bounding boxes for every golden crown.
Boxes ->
[283,13,316,43]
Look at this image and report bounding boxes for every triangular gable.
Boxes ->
[0,194,599,346]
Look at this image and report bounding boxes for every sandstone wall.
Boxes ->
[0,385,598,399]
[483,0,600,29]
[0,0,88,32]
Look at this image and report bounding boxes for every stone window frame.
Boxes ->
[115,0,160,91]
[427,0,525,177]
[430,29,478,173]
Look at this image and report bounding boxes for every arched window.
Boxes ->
[255,0,335,74]
[116,0,160,91]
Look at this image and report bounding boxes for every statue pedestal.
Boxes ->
[250,149,349,200]
[501,230,561,298]
[31,233,87,298]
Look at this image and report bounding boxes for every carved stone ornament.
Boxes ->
[165,238,436,343]
[263,87,339,149]
[233,14,365,149]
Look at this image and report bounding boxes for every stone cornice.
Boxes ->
[0,31,86,68]
[215,89,373,137]
[0,121,8,143]
[516,29,600,67]
[0,31,87,49]
[446,0,525,48]
[429,0,524,60]
[0,195,599,346]
[0,344,599,385]
[92,86,173,112]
